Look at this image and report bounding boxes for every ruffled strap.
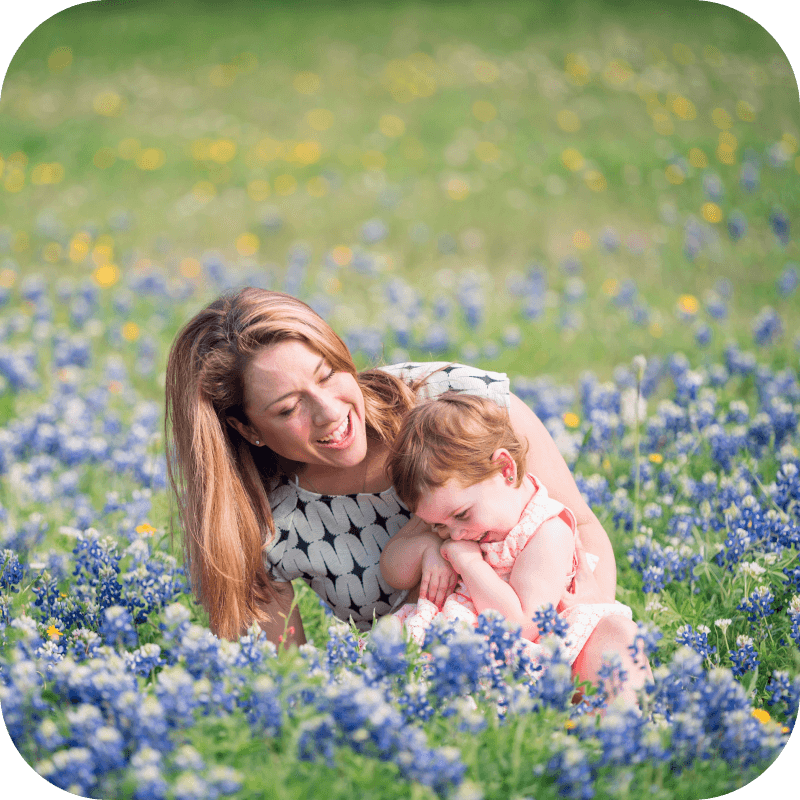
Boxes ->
[482,475,578,571]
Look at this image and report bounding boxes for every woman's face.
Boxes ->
[235,339,367,470]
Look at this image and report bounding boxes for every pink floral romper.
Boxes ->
[393,475,632,666]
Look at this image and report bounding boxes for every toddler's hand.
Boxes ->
[439,539,483,572]
[419,543,458,608]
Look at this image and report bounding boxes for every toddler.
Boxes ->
[381,392,648,704]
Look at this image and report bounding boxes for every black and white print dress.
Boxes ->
[264,362,511,630]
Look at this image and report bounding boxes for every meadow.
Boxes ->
[0,1,799,798]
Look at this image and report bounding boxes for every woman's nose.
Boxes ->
[310,391,341,424]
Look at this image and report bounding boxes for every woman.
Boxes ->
[165,288,631,679]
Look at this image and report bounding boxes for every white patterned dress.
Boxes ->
[264,362,511,630]
[393,475,633,665]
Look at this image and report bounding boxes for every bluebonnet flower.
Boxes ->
[628,623,663,668]
[545,732,595,800]
[724,344,756,376]
[361,218,388,243]
[239,673,282,736]
[67,627,103,661]
[675,624,716,661]
[769,208,790,245]
[172,772,210,800]
[325,622,364,672]
[766,669,800,731]
[704,291,728,321]
[726,211,748,241]
[610,488,634,532]
[532,604,569,638]
[729,635,759,678]
[301,669,467,795]
[475,609,540,686]
[683,216,704,261]
[420,324,450,354]
[628,536,701,592]
[0,548,23,590]
[701,172,724,201]
[129,746,169,800]
[774,462,800,511]
[739,161,760,191]
[737,586,774,624]
[777,262,798,297]
[599,226,620,251]
[456,275,484,328]
[126,643,163,677]
[35,747,96,796]
[531,638,576,712]
[65,702,105,746]
[694,323,712,347]
[787,596,800,647]
[763,397,797,447]
[364,615,409,679]
[751,306,783,346]
[422,618,491,701]
[34,718,66,751]
[100,605,138,649]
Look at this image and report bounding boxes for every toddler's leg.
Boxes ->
[572,615,653,709]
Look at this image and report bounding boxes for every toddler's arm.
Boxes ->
[380,516,457,607]
[441,516,574,641]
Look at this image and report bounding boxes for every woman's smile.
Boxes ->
[316,411,354,447]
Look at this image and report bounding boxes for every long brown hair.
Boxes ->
[165,288,416,639]
[388,392,529,512]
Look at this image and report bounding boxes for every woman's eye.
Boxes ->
[454,511,469,521]
[321,368,336,382]
[278,405,298,417]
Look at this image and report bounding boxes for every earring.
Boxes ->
[255,440,260,446]
[506,474,514,483]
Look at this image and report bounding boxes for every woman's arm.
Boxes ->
[508,393,617,600]
[255,580,307,647]
[441,518,575,640]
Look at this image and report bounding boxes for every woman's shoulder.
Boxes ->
[378,361,510,408]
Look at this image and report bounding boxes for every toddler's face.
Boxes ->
[414,470,525,545]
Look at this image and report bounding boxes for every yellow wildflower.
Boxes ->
[136,523,157,536]
[47,625,62,640]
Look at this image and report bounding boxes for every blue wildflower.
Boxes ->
[729,636,759,678]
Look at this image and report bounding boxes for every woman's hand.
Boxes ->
[558,545,614,612]
[440,539,484,574]
[419,543,458,608]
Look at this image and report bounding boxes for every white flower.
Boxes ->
[620,387,647,427]
[735,634,754,648]
[714,618,732,633]
[632,354,647,376]
[737,561,766,578]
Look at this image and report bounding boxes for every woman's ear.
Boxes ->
[491,448,516,483]
[227,415,260,446]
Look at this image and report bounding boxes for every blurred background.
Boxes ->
[0,0,798,387]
